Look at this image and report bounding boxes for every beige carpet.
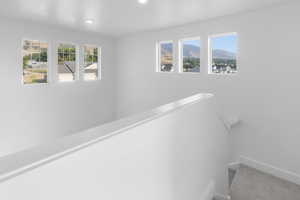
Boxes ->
[230,165,300,200]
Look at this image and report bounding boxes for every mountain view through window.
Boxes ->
[181,38,200,72]
[210,34,237,74]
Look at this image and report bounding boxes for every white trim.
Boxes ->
[47,41,53,84]
[79,45,84,81]
[238,156,300,186]
[98,47,102,80]
[75,45,80,81]
[214,194,230,200]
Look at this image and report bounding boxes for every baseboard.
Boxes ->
[214,193,230,200]
[239,156,300,186]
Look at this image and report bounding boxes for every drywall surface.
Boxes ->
[116,1,300,175]
[0,95,229,199]
[0,18,116,157]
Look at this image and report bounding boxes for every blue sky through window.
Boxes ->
[211,34,237,53]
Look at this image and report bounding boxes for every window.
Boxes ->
[22,40,48,84]
[209,33,237,74]
[57,43,77,82]
[157,41,174,72]
[83,45,100,80]
[179,38,201,73]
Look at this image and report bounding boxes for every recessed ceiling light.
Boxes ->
[138,0,148,5]
[85,19,94,24]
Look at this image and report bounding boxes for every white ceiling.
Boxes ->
[0,0,295,36]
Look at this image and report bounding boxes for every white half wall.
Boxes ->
[0,94,229,200]
[0,17,116,157]
[115,1,300,176]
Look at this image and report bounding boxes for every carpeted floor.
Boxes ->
[230,165,300,200]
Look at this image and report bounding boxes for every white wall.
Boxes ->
[0,95,229,199]
[0,17,116,157]
[116,1,300,175]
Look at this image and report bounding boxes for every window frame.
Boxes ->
[208,32,238,75]
[81,45,101,81]
[56,42,80,83]
[156,40,175,73]
[178,36,201,74]
[21,38,50,86]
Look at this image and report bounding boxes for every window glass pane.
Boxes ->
[40,51,47,62]
[93,48,98,56]
[58,53,64,64]
[181,38,200,73]
[71,54,76,61]
[58,43,76,82]
[83,46,99,81]
[58,47,63,53]
[32,53,40,62]
[94,56,98,63]
[22,40,48,84]
[210,34,237,74]
[159,42,174,72]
